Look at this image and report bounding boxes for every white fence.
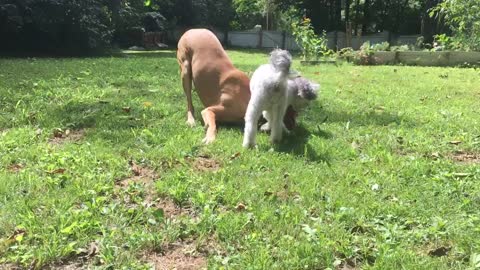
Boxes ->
[170,29,421,51]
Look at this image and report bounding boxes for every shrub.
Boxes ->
[430,0,480,51]
[0,0,115,52]
[291,17,334,61]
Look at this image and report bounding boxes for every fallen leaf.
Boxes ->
[87,241,99,257]
[8,163,23,172]
[53,128,63,138]
[129,160,142,176]
[143,101,153,107]
[49,168,66,174]
[264,191,273,196]
[230,152,241,160]
[235,203,246,211]
[449,140,462,145]
[122,107,131,113]
[8,228,26,241]
[452,172,471,178]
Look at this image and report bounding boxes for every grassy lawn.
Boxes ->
[1,50,479,269]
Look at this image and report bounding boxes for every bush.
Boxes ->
[430,0,480,51]
[291,17,334,61]
[0,0,115,52]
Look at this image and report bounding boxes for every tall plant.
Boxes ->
[430,0,480,51]
[291,17,333,61]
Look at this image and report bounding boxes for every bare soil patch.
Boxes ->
[7,163,24,173]
[48,129,85,145]
[144,241,207,270]
[187,155,221,172]
[450,150,480,164]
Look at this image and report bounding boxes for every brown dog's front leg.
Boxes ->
[180,60,195,127]
[200,106,225,144]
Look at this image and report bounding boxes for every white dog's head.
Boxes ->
[289,77,320,111]
[283,76,320,130]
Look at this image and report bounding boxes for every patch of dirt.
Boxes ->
[188,155,221,172]
[115,161,196,219]
[145,242,207,270]
[0,264,22,270]
[450,150,480,164]
[49,129,85,145]
[7,163,24,173]
[154,196,195,219]
[335,257,361,270]
[48,261,88,270]
[428,246,451,257]
[116,160,158,187]
[143,235,226,270]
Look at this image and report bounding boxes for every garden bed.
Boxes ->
[371,51,480,66]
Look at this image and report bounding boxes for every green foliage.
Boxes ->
[390,45,410,52]
[0,0,115,51]
[430,0,480,51]
[291,17,333,61]
[231,0,264,30]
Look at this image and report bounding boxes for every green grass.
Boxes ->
[1,50,480,269]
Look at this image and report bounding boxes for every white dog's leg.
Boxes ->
[260,111,271,132]
[243,102,263,148]
[270,101,288,143]
[269,107,282,144]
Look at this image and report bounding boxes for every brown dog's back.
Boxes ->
[177,29,250,122]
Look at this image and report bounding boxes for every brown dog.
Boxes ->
[177,29,251,144]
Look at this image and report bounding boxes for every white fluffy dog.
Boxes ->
[243,49,293,148]
[260,76,319,133]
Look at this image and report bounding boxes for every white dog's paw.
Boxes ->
[186,118,196,127]
[260,123,271,132]
[270,134,283,144]
[242,140,256,148]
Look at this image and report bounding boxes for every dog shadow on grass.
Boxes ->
[275,125,333,164]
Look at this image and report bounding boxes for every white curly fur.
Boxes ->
[260,76,320,133]
[243,49,292,148]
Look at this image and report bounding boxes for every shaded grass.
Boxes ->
[1,50,480,269]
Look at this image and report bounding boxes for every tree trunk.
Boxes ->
[354,0,360,35]
[345,0,351,25]
[362,0,371,34]
[422,0,437,43]
[345,0,351,47]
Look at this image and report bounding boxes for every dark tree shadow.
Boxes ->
[312,105,413,128]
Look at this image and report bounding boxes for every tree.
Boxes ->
[430,0,480,51]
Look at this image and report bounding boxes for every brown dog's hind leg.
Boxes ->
[180,60,195,127]
[201,105,225,144]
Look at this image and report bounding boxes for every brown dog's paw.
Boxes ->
[202,135,215,144]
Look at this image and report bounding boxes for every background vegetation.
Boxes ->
[1,0,477,53]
